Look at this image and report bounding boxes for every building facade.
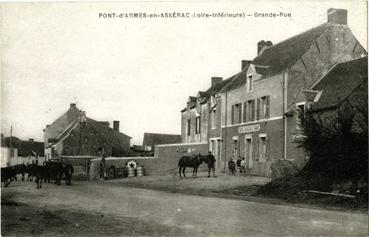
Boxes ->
[180,8,367,177]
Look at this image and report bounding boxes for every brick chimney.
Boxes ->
[241,60,252,70]
[257,40,273,55]
[327,8,347,25]
[211,77,223,87]
[70,103,77,109]
[29,138,34,142]
[113,121,120,132]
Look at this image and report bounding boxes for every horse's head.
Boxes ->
[197,154,210,164]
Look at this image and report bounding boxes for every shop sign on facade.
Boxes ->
[238,124,260,133]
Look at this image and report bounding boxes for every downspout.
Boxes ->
[283,72,288,160]
[224,91,228,171]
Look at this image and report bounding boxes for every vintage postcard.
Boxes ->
[1,1,368,236]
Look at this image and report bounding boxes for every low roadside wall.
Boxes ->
[89,156,156,180]
[153,142,209,174]
[88,142,209,180]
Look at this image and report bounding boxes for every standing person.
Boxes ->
[99,148,106,180]
[240,157,246,174]
[207,151,216,178]
[236,157,242,175]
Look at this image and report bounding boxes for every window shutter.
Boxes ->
[238,104,242,124]
[243,102,247,123]
[231,105,235,125]
[266,96,270,118]
[251,101,255,121]
[256,98,261,120]
[199,116,201,133]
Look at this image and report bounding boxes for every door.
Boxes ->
[216,139,221,169]
[245,137,253,168]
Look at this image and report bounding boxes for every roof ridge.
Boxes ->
[258,23,330,55]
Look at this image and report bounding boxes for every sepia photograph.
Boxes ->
[0,1,368,236]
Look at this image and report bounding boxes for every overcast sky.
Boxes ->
[1,1,367,145]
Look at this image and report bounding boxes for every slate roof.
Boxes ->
[252,23,333,77]
[87,118,132,146]
[48,105,131,148]
[1,137,44,156]
[311,56,368,111]
[205,78,233,95]
[143,133,181,147]
[181,77,232,112]
[219,61,251,93]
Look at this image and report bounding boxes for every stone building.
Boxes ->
[44,103,131,158]
[180,8,367,177]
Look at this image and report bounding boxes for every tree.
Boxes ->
[298,104,368,185]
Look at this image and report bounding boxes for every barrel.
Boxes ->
[128,167,136,177]
[136,166,145,177]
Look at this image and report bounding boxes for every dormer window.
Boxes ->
[247,75,253,92]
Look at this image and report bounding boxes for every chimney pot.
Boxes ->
[257,40,273,55]
[241,60,252,70]
[327,8,347,25]
[70,103,76,109]
[113,121,120,132]
[211,77,223,87]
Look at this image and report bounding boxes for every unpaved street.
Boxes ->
[2,181,368,236]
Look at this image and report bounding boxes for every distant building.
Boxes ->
[1,135,44,166]
[142,132,182,152]
[44,103,132,158]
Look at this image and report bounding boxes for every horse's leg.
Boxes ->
[183,167,186,178]
[179,167,182,179]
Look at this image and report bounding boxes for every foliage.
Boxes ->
[298,105,368,184]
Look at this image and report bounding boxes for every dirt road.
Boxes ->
[2,181,368,236]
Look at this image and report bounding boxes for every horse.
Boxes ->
[178,154,208,179]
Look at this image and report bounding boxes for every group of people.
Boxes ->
[228,156,247,175]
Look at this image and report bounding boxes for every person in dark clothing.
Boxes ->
[236,157,242,175]
[99,148,106,180]
[228,159,236,175]
[207,151,216,178]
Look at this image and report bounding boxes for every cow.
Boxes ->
[63,164,74,185]
[1,167,16,187]
[44,161,63,185]
[13,164,27,181]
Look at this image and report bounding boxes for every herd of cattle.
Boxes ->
[1,160,74,189]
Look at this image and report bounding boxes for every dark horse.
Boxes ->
[178,154,209,179]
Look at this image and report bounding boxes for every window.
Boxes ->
[231,103,242,125]
[258,96,270,120]
[195,116,201,134]
[211,110,216,129]
[247,75,253,92]
[296,103,305,130]
[257,134,269,162]
[244,137,253,167]
[247,100,255,121]
[187,119,191,136]
[233,139,239,157]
